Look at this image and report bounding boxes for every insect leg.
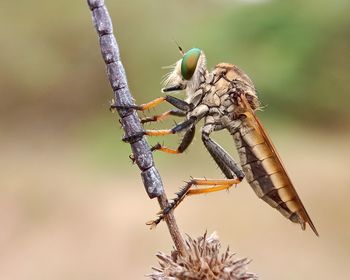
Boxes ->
[145,116,196,136]
[148,177,241,228]
[122,116,197,143]
[147,124,245,226]
[164,95,193,112]
[111,95,192,112]
[151,125,195,154]
[202,130,245,180]
[200,123,245,180]
[149,104,210,154]
[141,109,186,124]
[124,104,210,143]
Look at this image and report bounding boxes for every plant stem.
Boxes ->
[86,0,187,256]
[157,196,187,256]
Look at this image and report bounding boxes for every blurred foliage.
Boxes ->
[0,0,349,130]
[1,3,350,278]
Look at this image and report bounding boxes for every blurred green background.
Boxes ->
[1,0,349,279]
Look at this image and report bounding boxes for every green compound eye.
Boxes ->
[181,48,201,80]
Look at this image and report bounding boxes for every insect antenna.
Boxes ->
[172,39,184,56]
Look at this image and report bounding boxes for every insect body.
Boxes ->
[116,48,318,236]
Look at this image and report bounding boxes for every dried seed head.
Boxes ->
[148,232,258,280]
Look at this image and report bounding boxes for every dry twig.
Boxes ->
[86,0,186,256]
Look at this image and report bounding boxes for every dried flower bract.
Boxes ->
[148,232,257,280]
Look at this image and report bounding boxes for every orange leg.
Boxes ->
[141,110,172,123]
[141,109,186,124]
[142,116,196,138]
[124,118,196,154]
[123,128,174,143]
[137,97,166,110]
[111,97,166,111]
[147,177,242,228]
[144,129,173,136]
[151,125,195,155]
[152,145,181,154]
[187,178,240,194]
[111,95,191,113]
[186,178,240,195]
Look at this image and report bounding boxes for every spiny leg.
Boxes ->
[202,128,245,180]
[123,116,197,143]
[187,178,241,194]
[147,177,242,227]
[141,109,186,124]
[122,103,209,144]
[148,123,245,227]
[128,124,194,164]
[152,125,195,154]
[151,122,245,177]
[150,105,210,155]
[110,95,190,148]
[126,105,209,161]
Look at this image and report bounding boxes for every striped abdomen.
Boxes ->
[232,117,311,230]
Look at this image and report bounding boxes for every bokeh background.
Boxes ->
[1,0,350,279]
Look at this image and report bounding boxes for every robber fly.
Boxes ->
[115,47,318,236]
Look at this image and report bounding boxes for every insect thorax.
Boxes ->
[186,63,260,132]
